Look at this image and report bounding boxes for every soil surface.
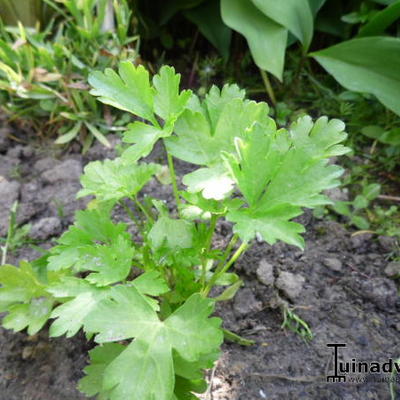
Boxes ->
[0,122,399,400]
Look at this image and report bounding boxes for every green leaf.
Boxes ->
[47,209,130,271]
[351,215,370,230]
[89,61,155,122]
[85,122,111,148]
[221,0,287,80]
[0,262,46,311]
[2,298,54,335]
[363,183,381,201]
[184,0,232,61]
[78,159,161,202]
[182,165,235,201]
[224,116,349,248]
[79,343,125,398]
[353,195,369,210]
[311,37,400,116]
[148,216,194,250]
[83,288,222,400]
[358,1,400,37]
[122,122,169,162]
[55,122,82,144]
[153,65,192,123]
[214,280,243,301]
[251,0,314,50]
[131,271,170,296]
[49,279,110,338]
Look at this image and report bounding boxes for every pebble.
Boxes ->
[41,159,82,183]
[30,217,62,240]
[323,257,343,272]
[360,278,398,310]
[384,261,400,278]
[275,271,305,301]
[233,288,263,317]
[256,260,275,286]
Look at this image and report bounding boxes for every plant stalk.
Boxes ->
[259,69,276,106]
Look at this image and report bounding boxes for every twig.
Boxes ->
[249,372,325,383]
[205,361,219,400]
[378,194,400,203]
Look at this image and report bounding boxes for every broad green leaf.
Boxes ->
[82,235,134,286]
[122,122,169,162]
[103,333,174,400]
[358,1,400,37]
[184,0,232,61]
[353,195,369,210]
[47,210,130,271]
[89,61,155,122]
[311,37,400,116]
[49,281,110,338]
[83,287,222,400]
[182,165,235,201]
[0,262,46,310]
[78,159,161,202]
[79,343,125,398]
[221,0,287,80]
[251,0,314,50]
[131,271,169,296]
[148,216,194,250]
[2,298,54,335]
[153,65,192,122]
[225,116,349,248]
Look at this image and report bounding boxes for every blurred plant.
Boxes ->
[0,0,139,148]
[0,201,31,265]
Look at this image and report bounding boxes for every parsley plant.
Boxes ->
[0,62,349,399]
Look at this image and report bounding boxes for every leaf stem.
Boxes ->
[202,240,249,296]
[166,150,182,215]
[133,196,153,223]
[259,69,276,106]
[200,214,218,287]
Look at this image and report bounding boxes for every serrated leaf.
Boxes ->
[224,116,349,248]
[83,288,223,400]
[79,343,125,398]
[131,271,169,296]
[0,262,46,310]
[49,282,110,338]
[89,61,155,122]
[153,65,192,122]
[78,159,161,202]
[148,216,194,250]
[122,122,169,163]
[182,165,235,201]
[48,210,130,271]
[2,297,54,335]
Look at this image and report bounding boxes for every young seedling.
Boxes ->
[0,62,349,399]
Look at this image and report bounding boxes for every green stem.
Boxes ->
[223,328,255,346]
[120,200,141,227]
[259,69,276,106]
[200,214,218,287]
[166,150,182,215]
[133,196,153,223]
[203,241,249,296]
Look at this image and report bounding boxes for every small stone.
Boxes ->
[275,271,305,301]
[30,217,62,240]
[384,262,400,278]
[323,257,343,272]
[0,179,20,236]
[34,157,59,173]
[378,236,398,252]
[233,288,263,317]
[41,159,82,183]
[350,233,373,249]
[360,278,398,310]
[256,260,275,286]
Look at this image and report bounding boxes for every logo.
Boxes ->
[326,343,400,383]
